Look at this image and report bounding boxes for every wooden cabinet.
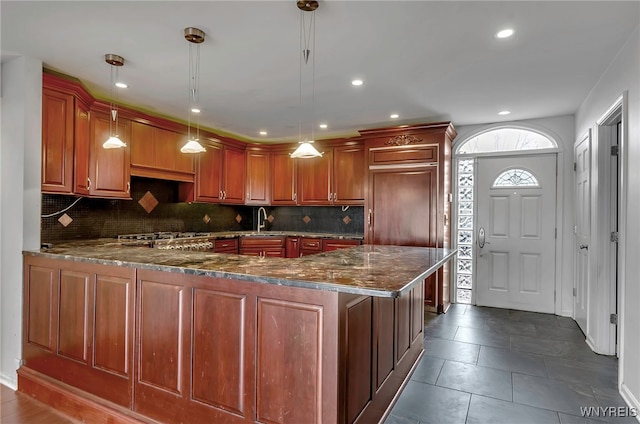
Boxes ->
[41,88,75,193]
[245,148,270,205]
[73,98,92,195]
[297,143,365,206]
[271,149,298,205]
[285,237,300,258]
[363,122,456,313]
[300,237,323,256]
[195,141,246,204]
[239,236,285,257]
[22,256,135,407]
[323,238,361,252]
[214,238,239,254]
[87,110,131,199]
[130,121,194,182]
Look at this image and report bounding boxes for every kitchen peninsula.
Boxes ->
[21,240,455,424]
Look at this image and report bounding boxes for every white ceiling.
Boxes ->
[2,1,639,142]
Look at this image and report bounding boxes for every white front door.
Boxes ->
[475,154,557,313]
[574,132,591,333]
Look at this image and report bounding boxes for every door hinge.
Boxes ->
[610,313,618,325]
[573,288,577,297]
[611,145,619,156]
[610,232,619,243]
[573,162,577,171]
[555,228,558,239]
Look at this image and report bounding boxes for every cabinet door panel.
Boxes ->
[271,151,297,205]
[42,89,74,193]
[73,100,91,195]
[90,111,131,198]
[222,147,246,204]
[196,142,222,202]
[333,146,365,205]
[246,150,270,205]
[130,121,155,168]
[59,270,91,362]
[93,274,130,376]
[298,150,332,205]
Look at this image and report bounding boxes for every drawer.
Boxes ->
[214,238,238,252]
[322,239,361,252]
[300,237,322,252]
[240,236,285,248]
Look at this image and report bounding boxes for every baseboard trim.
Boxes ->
[0,375,17,390]
[620,382,640,422]
[17,367,153,424]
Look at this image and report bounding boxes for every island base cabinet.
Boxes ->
[19,256,424,424]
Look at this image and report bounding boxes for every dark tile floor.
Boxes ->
[386,304,638,424]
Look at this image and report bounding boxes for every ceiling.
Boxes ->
[2,1,639,143]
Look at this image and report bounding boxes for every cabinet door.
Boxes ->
[173,133,194,174]
[73,99,91,195]
[89,111,131,199]
[322,239,361,252]
[297,149,332,205]
[195,142,223,202]
[333,145,365,205]
[367,166,438,246]
[222,147,246,204]
[271,151,297,205]
[245,150,270,205]
[42,88,74,193]
[130,121,155,168]
[285,237,300,258]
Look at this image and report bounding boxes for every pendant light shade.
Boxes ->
[181,27,206,154]
[291,140,322,158]
[103,54,126,149]
[290,0,323,159]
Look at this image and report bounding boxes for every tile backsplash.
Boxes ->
[41,177,364,243]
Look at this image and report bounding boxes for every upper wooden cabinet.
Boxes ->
[194,140,245,204]
[271,149,298,205]
[297,142,365,206]
[245,148,270,205]
[130,122,194,182]
[88,110,132,199]
[41,88,75,194]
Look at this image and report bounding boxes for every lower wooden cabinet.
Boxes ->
[21,254,423,424]
[214,238,239,254]
[239,236,285,257]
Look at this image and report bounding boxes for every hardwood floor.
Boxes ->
[1,384,75,424]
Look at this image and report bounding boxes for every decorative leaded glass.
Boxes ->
[457,289,472,304]
[458,231,473,244]
[457,259,472,273]
[492,169,539,187]
[459,202,473,215]
[458,245,473,259]
[457,274,472,289]
[458,216,473,229]
[459,159,473,173]
[458,174,473,187]
[458,187,473,201]
[458,128,556,154]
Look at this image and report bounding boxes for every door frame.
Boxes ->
[573,129,591,335]
[452,123,564,313]
[592,93,627,359]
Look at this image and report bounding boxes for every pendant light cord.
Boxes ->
[298,10,304,143]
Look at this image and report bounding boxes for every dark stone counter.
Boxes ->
[24,236,455,298]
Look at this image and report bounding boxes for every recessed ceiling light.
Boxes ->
[351,79,364,86]
[259,131,268,136]
[191,107,201,113]
[390,114,399,119]
[498,110,511,115]
[496,28,514,39]
[115,82,128,88]
[319,123,328,129]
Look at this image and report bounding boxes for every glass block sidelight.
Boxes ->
[455,158,475,304]
[457,289,472,303]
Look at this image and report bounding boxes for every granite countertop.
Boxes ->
[26,237,456,298]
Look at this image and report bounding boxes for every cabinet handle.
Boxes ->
[333,193,337,201]
[368,209,373,229]
[292,192,297,201]
[127,181,130,194]
[219,190,222,199]
[328,193,332,202]
[223,190,226,199]
[87,178,91,190]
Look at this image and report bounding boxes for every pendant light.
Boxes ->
[181,27,206,154]
[290,0,323,159]
[102,54,127,149]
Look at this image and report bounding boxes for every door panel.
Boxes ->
[475,154,557,313]
[574,132,591,333]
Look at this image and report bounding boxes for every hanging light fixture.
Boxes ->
[102,54,127,149]
[181,27,207,154]
[290,0,323,159]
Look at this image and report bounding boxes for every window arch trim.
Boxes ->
[453,123,561,157]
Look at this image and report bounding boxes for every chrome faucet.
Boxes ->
[257,207,267,232]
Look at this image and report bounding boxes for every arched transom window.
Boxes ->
[458,128,556,154]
